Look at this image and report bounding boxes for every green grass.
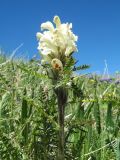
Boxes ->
[0,54,120,160]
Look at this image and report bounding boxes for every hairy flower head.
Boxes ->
[36,16,78,65]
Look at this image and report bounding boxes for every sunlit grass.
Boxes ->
[0,53,120,160]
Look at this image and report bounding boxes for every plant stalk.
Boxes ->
[56,87,67,160]
[58,100,65,160]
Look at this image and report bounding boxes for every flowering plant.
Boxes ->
[36,16,78,71]
[36,16,89,160]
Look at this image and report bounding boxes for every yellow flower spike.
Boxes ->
[37,16,78,62]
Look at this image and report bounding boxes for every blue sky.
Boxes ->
[0,0,120,73]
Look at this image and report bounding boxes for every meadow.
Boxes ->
[0,15,120,160]
[0,53,120,160]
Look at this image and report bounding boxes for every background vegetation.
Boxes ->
[0,53,120,160]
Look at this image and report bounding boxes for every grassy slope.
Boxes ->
[0,54,120,160]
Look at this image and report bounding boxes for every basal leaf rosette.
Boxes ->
[36,16,78,72]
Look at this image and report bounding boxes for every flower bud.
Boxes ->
[51,58,63,71]
[53,16,61,27]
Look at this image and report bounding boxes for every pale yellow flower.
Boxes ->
[36,15,78,63]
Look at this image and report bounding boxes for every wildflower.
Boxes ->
[36,16,78,65]
[51,58,63,71]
